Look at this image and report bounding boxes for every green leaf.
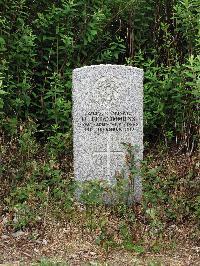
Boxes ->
[0,89,8,95]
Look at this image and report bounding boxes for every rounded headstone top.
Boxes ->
[73,64,143,74]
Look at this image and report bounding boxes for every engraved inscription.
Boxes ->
[80,111,138,133]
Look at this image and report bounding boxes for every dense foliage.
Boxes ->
[1,0,199,147]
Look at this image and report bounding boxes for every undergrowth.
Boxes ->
[1,123,199,254]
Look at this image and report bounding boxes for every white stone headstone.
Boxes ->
[72,65,143,202]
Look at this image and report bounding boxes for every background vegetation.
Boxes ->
[0,0,199,257]
[1,0,199,144]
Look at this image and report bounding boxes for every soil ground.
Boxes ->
[0,220,199,266]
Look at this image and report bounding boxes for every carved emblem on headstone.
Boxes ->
[93,77,121,105]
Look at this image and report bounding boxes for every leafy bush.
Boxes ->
[0,0,199,144]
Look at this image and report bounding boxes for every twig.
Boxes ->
[43,186,50,227]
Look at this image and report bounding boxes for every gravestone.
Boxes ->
[72,65,143,202]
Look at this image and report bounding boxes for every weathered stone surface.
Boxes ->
[72,64,143,201]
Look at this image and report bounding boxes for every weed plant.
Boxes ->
[1,134,199,253]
